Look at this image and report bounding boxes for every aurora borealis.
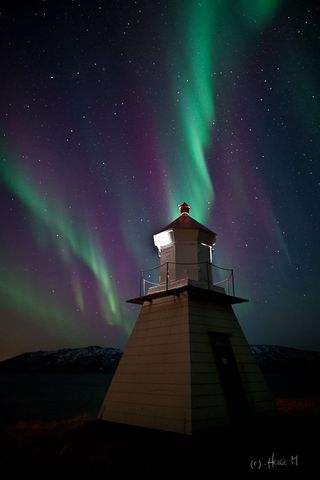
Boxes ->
[0,0,319,360]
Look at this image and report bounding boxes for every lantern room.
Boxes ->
[153,203,217,287]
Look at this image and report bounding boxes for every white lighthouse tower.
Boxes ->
[99,203,275,434]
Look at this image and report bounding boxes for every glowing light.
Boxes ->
[154,230,174,251]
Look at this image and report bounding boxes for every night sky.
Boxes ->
[0,0,319,361]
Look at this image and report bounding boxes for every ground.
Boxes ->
[0,399,318,477]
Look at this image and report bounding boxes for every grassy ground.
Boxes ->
[0,398,318,477]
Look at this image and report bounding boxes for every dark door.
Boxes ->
[209,333,248,422]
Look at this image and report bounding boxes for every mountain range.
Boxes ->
[0,346,122,373]
[0,344,319,373]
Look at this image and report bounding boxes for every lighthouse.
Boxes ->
[99,203,275,434]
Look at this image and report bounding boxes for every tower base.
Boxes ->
[99,286,276,434]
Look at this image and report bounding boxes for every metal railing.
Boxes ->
[139,262,235,297]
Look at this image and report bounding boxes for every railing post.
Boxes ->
[231,269,235,296]
[140,271,143,298]
[166,262,169,291]
[206,262,210,290]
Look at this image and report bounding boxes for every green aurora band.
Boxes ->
[0,157,131,334]
[168,0,216,222]
[167,0,282,222]
[241,0,282,29]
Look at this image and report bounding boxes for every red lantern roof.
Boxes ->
[179,202,190,214]
[156,202,216,239]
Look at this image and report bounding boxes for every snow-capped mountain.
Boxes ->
[0,346,122,373]
[250,345,320,371]
[0,344,319,373]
